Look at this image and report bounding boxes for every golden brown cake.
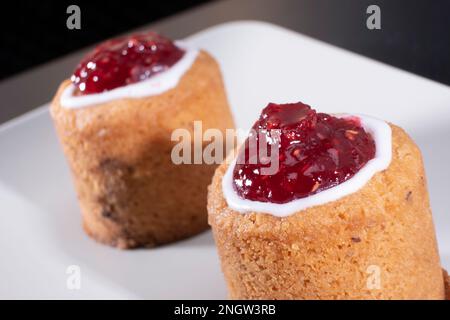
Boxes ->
[51,32,234,248]
[208,102,444,299]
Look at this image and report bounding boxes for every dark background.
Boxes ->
[0,0,212,80]
[0,0,449,85]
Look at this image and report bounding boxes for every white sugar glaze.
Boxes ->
[60,41,198,109]
[222,114,392,217]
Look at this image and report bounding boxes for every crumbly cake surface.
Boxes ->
[51,51,234,248]
[208,125,445,299]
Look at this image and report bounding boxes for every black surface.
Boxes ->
[0,0,212,80]
[0,0,449,84]
[290,0,450,86]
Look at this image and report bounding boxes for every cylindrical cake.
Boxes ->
[51,49,234,249]
[208,122,445,299]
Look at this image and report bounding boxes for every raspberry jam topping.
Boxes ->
[233,102,376,204]
[71,32,185,95]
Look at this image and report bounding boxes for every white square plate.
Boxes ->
[0,21,449,299]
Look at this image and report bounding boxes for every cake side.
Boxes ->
[208,124,444,299]
[444,269,450,300]
[51,50,235,248]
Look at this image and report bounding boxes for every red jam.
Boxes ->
[71,32,185,95]
[233,102,376,203]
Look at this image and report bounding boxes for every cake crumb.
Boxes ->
[406,191,412,201]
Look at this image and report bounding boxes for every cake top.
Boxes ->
[71,31,185,95]
[232,102,376,204]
